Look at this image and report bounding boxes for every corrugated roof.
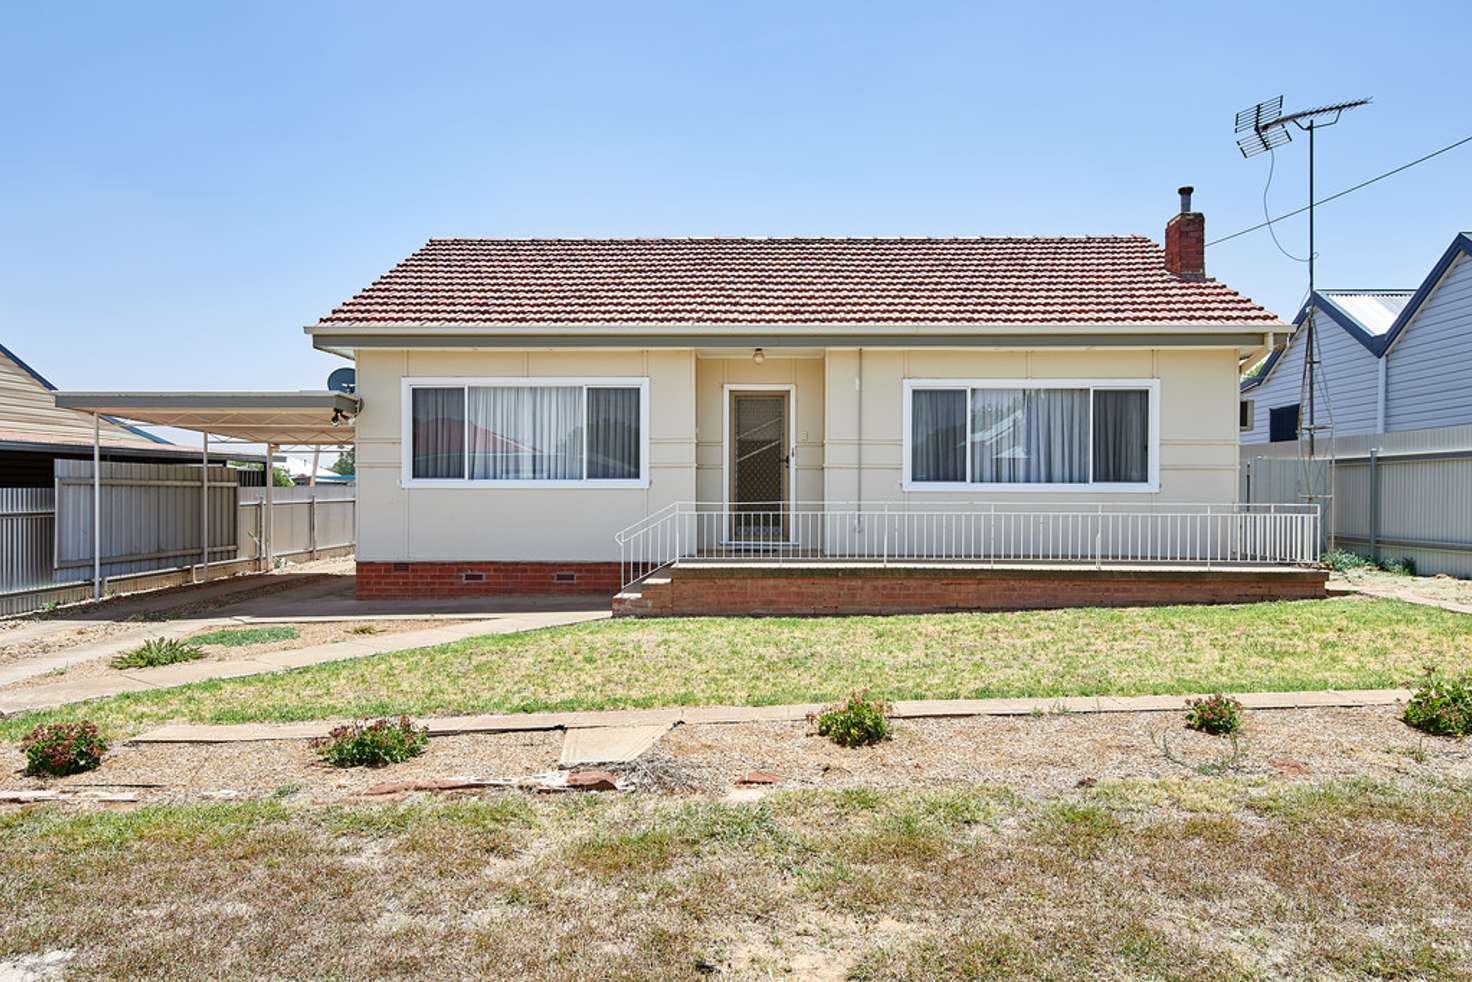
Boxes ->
[317,237,1281,327]
[1318,290,1413,337]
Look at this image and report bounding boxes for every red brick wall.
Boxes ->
[356,562,621,599]
[614,567,1327,617]
[1164,210,1206,279]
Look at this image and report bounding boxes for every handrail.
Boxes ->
[615,502,1321,589]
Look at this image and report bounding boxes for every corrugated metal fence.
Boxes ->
[1,461,355,616]
[1241,425,1472,577]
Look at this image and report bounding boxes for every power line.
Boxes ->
[1208,132,1472,247]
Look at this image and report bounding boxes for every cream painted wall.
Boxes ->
[357,345,1239,563]
[354,348,696,562]
[823,348,1240,504]
[694,356,825,505]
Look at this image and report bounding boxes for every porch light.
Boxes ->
[752,348,766,365]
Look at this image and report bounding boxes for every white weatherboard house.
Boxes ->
[308,189,1326,615]
[1241,231,1472,444]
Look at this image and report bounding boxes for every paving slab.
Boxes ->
[559,723,673,767]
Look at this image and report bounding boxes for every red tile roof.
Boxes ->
[318,237,1280,327]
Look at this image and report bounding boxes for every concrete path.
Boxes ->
[1331,580,1472,615]
[129,687,1412,745]
[0,608,609,716]
[0,618,244,689]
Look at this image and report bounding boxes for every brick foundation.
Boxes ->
[613,563,1328,617]
[356,561,621,599]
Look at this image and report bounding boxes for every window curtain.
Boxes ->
[586,387,640,479]
[1092,389,1149,483]
[971,388,1088,483]
[410,387,465,479]
[467,385,583,480]
[910,389,967,482]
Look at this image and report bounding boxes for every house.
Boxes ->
[0,341,245,484]
[307,188,1326,614]
[1241,231,1472,443]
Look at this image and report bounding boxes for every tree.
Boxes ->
[330,448,355,476]
[272,466,295,487]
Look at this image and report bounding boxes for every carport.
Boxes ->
[52,390,360,597]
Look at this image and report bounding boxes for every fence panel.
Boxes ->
[3,466,356,617]
[53,460,238,582]
[0,488,54,596]
[238,485,356,562]
[1241,443,1472,577]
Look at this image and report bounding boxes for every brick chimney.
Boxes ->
[1164,185,1205,280]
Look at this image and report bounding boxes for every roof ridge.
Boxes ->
[421,235,1157,243]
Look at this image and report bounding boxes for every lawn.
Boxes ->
[5,597,1472,741]
[2,779,1469,977]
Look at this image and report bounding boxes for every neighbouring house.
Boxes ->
[308,188,1326,614]
[1241,231,1472,443]
[0,341,244,482]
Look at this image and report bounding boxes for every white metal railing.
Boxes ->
[614,501,1321,588]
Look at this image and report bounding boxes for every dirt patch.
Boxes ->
[658,705,1469,798]
[0,731,562,805]
[3,705,1465,806]
[1334,568,1472,611]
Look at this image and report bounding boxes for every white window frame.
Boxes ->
[1239,399,1255,432]
[400,376,651,489]
[901,378,1161,493]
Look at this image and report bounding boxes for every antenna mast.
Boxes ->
[1234,94,1371,552]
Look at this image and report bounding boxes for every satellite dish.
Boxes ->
[327,368,356,394]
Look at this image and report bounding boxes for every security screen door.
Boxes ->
[728,392,790,541]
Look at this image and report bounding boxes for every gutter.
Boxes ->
[305,320,1282,338]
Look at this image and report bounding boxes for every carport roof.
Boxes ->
[51,391,360,445]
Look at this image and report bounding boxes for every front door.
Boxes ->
[728,391,790,542]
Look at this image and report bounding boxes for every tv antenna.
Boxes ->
[1235,94,1371,552]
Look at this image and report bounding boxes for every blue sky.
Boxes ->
[3,1,1469,411]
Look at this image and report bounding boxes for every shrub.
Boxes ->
[813,690,892,748]
[1324,549,1375,573]
[312,717,429,768]
[190,626,298,647]
[1403,668,1472,737]
[20,721,108,777]
[1380,556,1417,576]
[110,637,206,669]
[1184,693,1243,736]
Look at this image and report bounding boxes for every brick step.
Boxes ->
[611,575,673,617]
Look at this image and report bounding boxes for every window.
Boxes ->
[905,379,1157,490]
[1239,400,1255,432]
[403,378,648,486]
[1269,403,1299,443]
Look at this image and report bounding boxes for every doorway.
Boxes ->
[724,386,793,542]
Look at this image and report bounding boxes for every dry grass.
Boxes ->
[3,597,1469,742]
[1,779,1469,978]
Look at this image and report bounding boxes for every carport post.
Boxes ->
[92,413,101,600]
[200,432,209,582]
[263,442,275,572]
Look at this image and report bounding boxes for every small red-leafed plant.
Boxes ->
[1403,667,1472,738]
[811,690,892,748]
[1184,693,1243,736]
[312,716,429,768]
[20,721,108,777]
